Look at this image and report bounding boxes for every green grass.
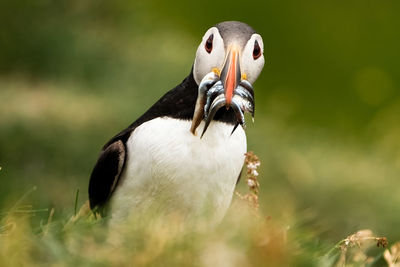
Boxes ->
[0,184,395,266]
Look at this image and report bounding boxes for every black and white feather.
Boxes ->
[88,21,265,225]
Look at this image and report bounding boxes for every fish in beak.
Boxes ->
[190,71,219,135]
[190,47,254,137]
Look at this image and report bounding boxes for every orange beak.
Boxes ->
[220,47,241,106]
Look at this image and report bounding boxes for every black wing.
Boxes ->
[88,140,126,210]
[87,73,198,213]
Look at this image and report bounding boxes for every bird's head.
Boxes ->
[191,21,265,136]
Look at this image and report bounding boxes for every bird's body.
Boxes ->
[110,118,246,225]
[88,21,265,225]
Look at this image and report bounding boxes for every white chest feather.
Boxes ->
[109,117,247,225]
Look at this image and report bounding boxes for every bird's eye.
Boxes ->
[205,34,213,53]
[253,40,261,60]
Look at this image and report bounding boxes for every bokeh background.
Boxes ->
[1,0,399,245]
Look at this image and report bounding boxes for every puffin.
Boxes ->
[88,21,265,225]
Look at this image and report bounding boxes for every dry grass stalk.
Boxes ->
[333,229,388,266]
[384,242,400,267]
[339,229,388,250]
[236,151,261,213]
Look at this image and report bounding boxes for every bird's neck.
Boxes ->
[138,69,237,125]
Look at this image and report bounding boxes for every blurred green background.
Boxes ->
[1,0,399,244]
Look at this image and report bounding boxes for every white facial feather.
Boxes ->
[193,27,225,85]
[240,34,265,84]
[193,28,265,86]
